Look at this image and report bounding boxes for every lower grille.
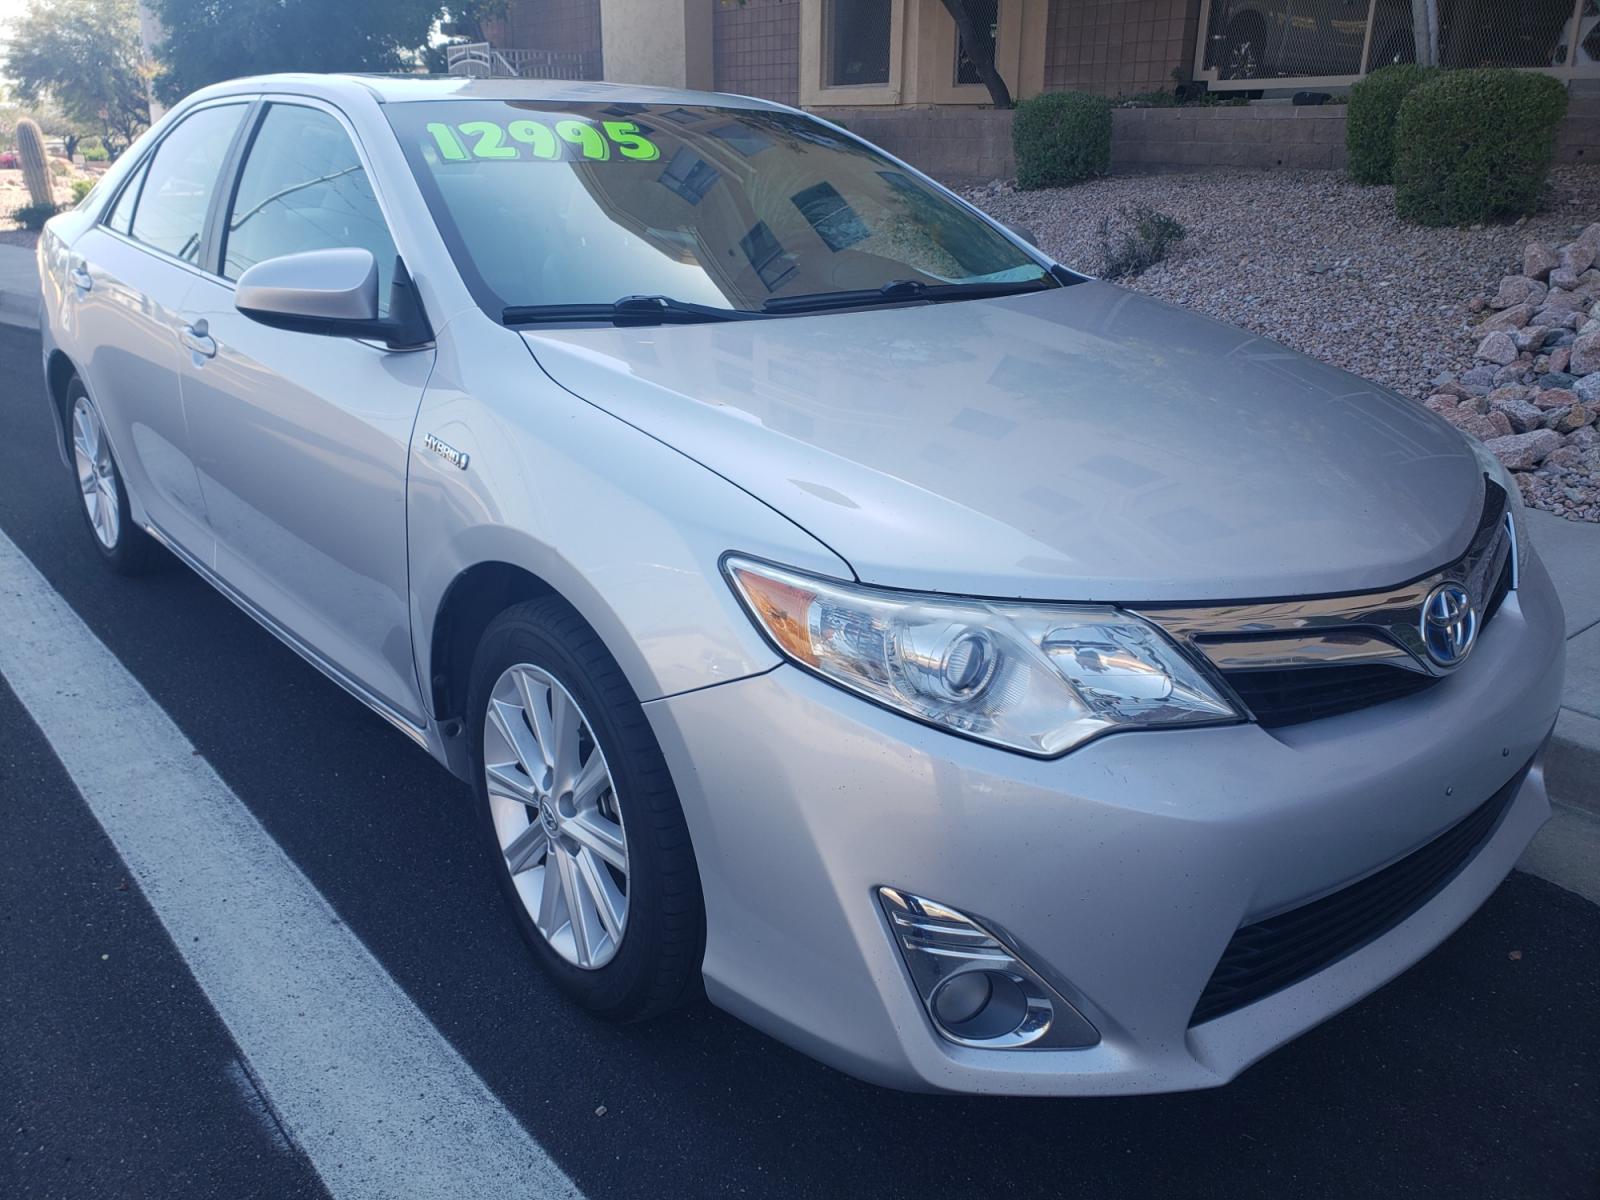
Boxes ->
[1190,762,1527,1026]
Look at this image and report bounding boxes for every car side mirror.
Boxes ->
[235,248,432,349]
[1006,223,1040,247]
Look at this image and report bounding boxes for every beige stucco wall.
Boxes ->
[600,0,713,88]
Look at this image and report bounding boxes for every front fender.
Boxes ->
[407,314,851,722]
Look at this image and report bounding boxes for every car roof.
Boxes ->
[184,72,789,112]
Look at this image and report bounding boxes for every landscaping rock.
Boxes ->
[1574,373,1600,405]
[1476,331,1518,364]
[1524,242,1559,280]
[1491,275,1547,309]
[1480,303,1533,333]
[1571,330,1600,376]
[1534,386,1579,410]
[1539,371,1579,390]
[1559,240,1598,275]
[1490,392,1547,432]
[1444,409,1508,440]
[1552,403,1590,434]
[1485,429,1563,469]
[1550,267,1583,291]
[1514,326,1551,352]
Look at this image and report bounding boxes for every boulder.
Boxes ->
[1577,223,1600,252]
[1539,371,1579,391]
[1443,409,1507,440]
[1490,275,1546,309]
[1479,303,1533,333]
[1552,403,1590,434]
[1559,240,1598,275]
[1476,331,1518,365]
[1489,392,1546,432]
[1524,242,1559,280]
[1574,373,1600,405]
[1484,429,1563,469]
[1533,387,1578,410]
[1572,330,1600,377]
[1566,424,1600,448]
[1550,267,1582,292]
[1513,326,1550,352]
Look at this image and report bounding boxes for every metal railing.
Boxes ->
[1195,0,1600,89]
[445,42,597,81]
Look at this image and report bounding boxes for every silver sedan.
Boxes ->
[37,74,1564,1095]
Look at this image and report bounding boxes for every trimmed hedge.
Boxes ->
[1347,64,1436,185]
[1394,69,1568,226]
[1013,92,1111,190]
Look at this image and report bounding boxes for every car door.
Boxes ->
[178,98,434,726]
[67,101,250,556]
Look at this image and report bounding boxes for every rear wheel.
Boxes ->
[67,378,160,574]
[467,596,704,1021]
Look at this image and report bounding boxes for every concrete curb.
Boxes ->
[1547,708,1600,818]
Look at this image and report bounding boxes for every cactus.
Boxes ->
[16,117,55,209]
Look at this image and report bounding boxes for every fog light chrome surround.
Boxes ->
[878,887,1099,1050]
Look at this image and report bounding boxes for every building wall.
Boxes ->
[1043,0,1201,96]
[713,0,801,105]
[482,0,603,68]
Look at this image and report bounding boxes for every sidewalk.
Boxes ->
[1529,508,1600,813]
[0,241,40,330]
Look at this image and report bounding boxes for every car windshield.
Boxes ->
[385,99,1053,320]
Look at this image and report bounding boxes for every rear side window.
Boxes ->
[128,103,247,264]
[222,104,398,314]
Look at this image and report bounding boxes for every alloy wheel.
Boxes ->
[483,663,629,969]
[72,396,120,550]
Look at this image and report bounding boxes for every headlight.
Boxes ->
[723,557,1239,756]
[1468,437,1530,582]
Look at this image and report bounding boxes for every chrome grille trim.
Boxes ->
[1135,480,1512,684]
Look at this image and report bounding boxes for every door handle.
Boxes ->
[181,321,217,359]
[70,264,92,292]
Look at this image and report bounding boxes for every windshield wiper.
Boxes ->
[503,294,768,327]
[761,275,1057,315]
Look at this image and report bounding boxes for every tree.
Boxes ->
[3,0,150,157]
[939,0,1011,108]
[147,0,444,103]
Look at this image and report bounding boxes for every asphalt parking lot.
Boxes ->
[1,320,1596,1200]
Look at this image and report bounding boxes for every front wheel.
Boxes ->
[467,596,705,1021]
[66,378,160,574]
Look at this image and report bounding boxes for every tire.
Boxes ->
[467,595,705,1021]
[65,376,161,575]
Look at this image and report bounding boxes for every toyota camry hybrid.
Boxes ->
[36,74,1564,1096]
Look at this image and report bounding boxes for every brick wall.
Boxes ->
[1113,105,1348,171]
[713,0,801,106]
[818,101,1597,183]
[483,0,603,72]
[1043,0,1203,97]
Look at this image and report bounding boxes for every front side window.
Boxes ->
[828,0,894,86]
[223,104,398,313]
[105,156,150,235]
[386,100,1047,319]
[128,104,247,264]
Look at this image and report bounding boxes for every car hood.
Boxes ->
[521,283,1486,603]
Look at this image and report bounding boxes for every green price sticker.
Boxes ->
[426,118,661,164]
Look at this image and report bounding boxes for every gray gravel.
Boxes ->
[962,165,1600,520]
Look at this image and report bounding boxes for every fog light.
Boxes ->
[878,887,1099,1050]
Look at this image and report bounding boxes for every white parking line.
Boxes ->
[0,528,581,1200]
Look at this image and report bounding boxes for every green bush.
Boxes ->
[1012,92,1112,190]
[81,139,109,162]
[13,202,60,230]
[1346,63,1436,184]
[71,178,94,203]
[1394,69,1568,226]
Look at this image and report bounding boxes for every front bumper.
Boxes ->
[643,552,1564,1096]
